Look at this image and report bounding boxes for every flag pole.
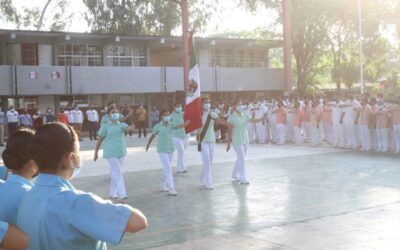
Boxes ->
[182,0,190,96]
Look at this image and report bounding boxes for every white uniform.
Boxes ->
[254,104,267,143]
[246,104,256,143]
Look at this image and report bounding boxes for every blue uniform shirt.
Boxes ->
[17,174,132,250]
[0,220,9,244]
[0,166,7,181]
[0,174,34,224]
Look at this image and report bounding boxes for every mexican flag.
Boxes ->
[184,37,202,133]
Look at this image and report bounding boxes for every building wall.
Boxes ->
[38,95,55,113]
[149,48,181,67]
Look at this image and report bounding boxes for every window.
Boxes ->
[105,46,147,67]
[208,48,266,68]
[8,97,39,109]
[21,43,39,65]
[57,44,102,66]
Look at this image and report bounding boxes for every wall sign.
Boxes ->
[29,71,39,79]
[51,71,61,79]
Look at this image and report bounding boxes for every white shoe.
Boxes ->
[240,180,250,185]
[168,190,178,196]
[204,185,214,190]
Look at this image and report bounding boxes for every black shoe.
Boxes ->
[0,144,4,147]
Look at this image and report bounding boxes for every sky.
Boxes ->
[0,0,277,37]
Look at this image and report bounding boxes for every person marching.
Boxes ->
[226,100,265,185]
[0,129,38,225]
[18,123,147,250]
[197,98,229,190]
[146,110,189,196]
[94,106,135,200]
[170,103,189,173]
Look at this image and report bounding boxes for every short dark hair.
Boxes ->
[2,128,35,170]
[30,123,77,171]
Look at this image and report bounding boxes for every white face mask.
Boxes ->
[71,153,83,179]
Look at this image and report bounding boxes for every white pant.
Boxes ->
[376,128,388,152]
[173,137,186,172]
[265,123,271,143]
[247,123,256,143]
[361,125,371,150]
[232,144,248,182]
[294,126,302,145]
[159,152,175,191]
[270,120,278,143]
[302,122,311,143]
[107,157,127,199]
[344,123,358,149]
[255,122,266,143]
[277,124,286,144]
[286,114,294,142]
[201,142,215,187]
[339,124,346,148]
[393,124,400,153]
[311,127,321,146]
[332,123,340,146]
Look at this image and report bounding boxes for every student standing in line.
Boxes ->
[358,99,372,151]
[94,106,135,200]
[136,103,147,138]
[0,129,38,224]
[301,100,311,143]
[389,99,400,154]
[146,110,189,196]
[170,102,189,173]
[0,220,29,250]
[71,105,84,141]
[18,122,147,250]
[19,110,33,128]
[32,109,43,130]
[86,105,99,141]
[374,102,389,152]
[292,101,303,146]
[226,100,264,185]
[6,106,19,136]
[57,108,69,125]
[43,107,56,124]
[310,101,322,147]
[275,102,287,145]
[150,106,160,128]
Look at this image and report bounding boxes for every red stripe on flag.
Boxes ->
[184,97,202,133]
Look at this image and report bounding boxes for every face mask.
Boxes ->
[48,109,52,113]
[236,105,244,112]
[175,107,182,113]
[71,154,83,179]
[163,116,170,122]
[110,113,119,121]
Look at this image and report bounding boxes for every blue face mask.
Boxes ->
[163,116,170,122]
[175,107,182,113]
[110,113,119,121]
[203,103,211,111]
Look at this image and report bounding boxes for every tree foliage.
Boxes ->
[83,0,217,36]
[0,0,72,31]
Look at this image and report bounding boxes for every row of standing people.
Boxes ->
[213,94,400,154]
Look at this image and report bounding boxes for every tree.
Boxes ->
[83,0,217,36]
[0,0,73,31]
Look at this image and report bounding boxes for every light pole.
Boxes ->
[358,0,364,94]
[283,0,293,94]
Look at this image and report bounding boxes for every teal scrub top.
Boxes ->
[227,112,251,145]
[202,111,218,143]
[0,174,34,224]
[170,112,187,139]
[153,121,175,153]
[0,166,7,181]
[0,220,8,244]
[98,122,128,159]
[101,114,124,125]
[17,174,132,250]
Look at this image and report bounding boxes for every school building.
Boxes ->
[0,29,284,113]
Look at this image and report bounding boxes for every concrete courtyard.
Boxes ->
[2,137,400,249]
